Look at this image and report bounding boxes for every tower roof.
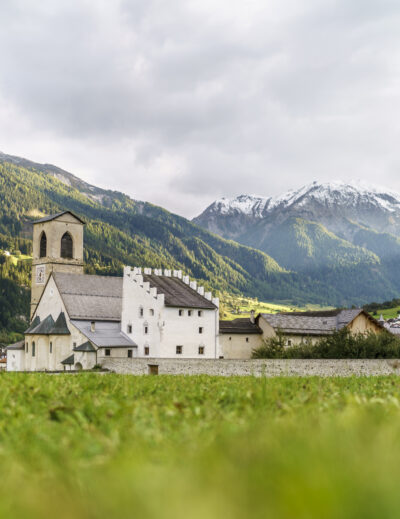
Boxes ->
[33,211,85,225]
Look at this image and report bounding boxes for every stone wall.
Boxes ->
[101,357,400,377]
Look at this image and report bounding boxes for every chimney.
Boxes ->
[91,321,96,333]
[250,310,255,324]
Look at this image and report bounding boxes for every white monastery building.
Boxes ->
[7,211,221,371]
[7,210,384,371]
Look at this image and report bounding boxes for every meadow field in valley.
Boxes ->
[1,374,400,518]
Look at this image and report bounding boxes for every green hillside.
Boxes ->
[241,216,400,306]
[2,155,399,342]
[0,159,343,341]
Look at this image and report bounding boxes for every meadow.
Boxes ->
[1,373,400,518]
[220,292,330,319]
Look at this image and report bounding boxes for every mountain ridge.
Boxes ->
[1,153,400,345]
[193,179,400,306]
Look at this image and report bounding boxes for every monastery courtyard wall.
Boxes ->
[101,358,400,377]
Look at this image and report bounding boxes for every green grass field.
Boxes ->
[370,306,400,320]
[220,293,331,320]
[1,373,400,518]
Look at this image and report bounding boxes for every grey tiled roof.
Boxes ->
[260,309,371,336]
[33,211,85,224]
[142,274,217,309]
[53,273,123,321]
[71,320,136,348]
[390,327,400,336]
[73,341,96,352]
[50,312,70,335]
[219,318,262,334]
[26,314,55,335]
[25,312,71,335]
[61,354,74,365]
[25,316,40,333]
[7,340,25,350]
[336,309,365,330]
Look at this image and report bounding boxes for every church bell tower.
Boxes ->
[30,211,85,318]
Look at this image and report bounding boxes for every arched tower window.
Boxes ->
[39,232,47,258]
[61,232,73,259]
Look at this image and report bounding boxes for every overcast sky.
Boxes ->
[1,0,400,218]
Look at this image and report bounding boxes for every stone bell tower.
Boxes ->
[30,211,85,318]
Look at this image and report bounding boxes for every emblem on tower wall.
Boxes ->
[36,265,46,285]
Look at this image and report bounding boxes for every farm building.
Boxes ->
[257,309,384,347]
[219,312,263,359]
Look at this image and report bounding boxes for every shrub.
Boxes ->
[252,329,400,359]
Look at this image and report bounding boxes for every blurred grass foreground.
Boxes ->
[1,373,400,518]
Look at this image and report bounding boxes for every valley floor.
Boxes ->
[1,373,400,518]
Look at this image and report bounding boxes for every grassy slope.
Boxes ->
[2,374,400,519]
[219,292,331,320]
[372,307,400,319]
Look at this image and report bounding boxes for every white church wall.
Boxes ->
[26,277,89,370]
[74,350,97,370]
[33,276,66,321]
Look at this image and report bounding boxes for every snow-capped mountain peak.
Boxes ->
[205,180,400,218]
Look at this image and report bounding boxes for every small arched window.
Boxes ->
[39,232,47,258]
[61,232,73,259]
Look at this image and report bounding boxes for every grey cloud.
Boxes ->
[0,0,400,217]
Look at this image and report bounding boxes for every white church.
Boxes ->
[7,211,223,371]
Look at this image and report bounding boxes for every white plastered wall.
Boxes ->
[121,267,220,358]
[220,333,263,359]
[24,275,88,371]
[6,350,24,372]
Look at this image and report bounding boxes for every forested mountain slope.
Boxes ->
[0,154,345,342]
[194,182,400,306]
[2,154,400,344]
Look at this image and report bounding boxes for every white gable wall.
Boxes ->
[24,275,89,371]
[121,267,220,359]
[121,268,165,357]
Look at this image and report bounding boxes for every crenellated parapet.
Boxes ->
[123,266,219,307]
